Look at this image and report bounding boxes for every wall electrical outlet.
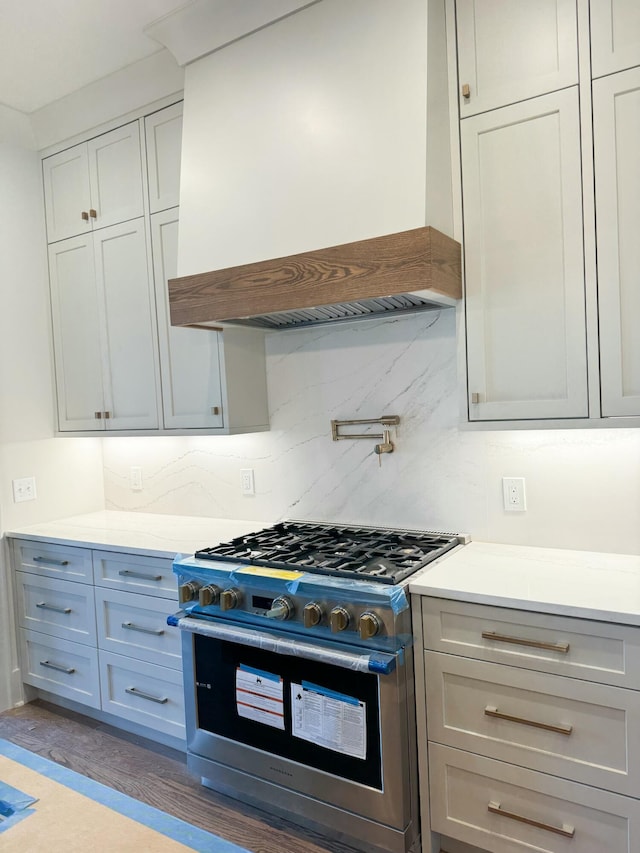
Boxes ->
[502,477,526,512]
[240,468,255,496]
[129,466,143,491]
[12,476,37,503]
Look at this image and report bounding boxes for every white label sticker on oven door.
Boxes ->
[291,681,366,759]
[236,664,285,729]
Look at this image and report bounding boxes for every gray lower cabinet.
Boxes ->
[414,596,640,853]
[11,537,185,747]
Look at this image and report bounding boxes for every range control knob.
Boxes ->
[178,581,200,604]
[266,596,293,620]
[330,606,350,633]
[359,611,382,640]
[220,588,241,611]
[199,584,221,606]
[303,602,323,628]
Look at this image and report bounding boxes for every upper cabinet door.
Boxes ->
[591,0,640,78]
[145,103,183,214]
[456,0,579,117]
[87,122,144,232]
[151,208,224,430]
[594,67,640,417]
[43,145,92,243]
[94,219,159,431]
[462,88,588,421]
[48,235,105,431]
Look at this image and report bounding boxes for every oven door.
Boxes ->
[178,616,415,833]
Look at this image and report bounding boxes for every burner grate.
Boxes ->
[195,521,460,584]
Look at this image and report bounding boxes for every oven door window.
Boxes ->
[193,634,382,789]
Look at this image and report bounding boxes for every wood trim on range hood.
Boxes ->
[168,226,462,331]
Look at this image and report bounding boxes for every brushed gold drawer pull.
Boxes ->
[462,83,471,99]
[89,208,97,219]
[488,801,575,838]
[81,211,89,221]
[482,631,569,654]
[485,705,572,735]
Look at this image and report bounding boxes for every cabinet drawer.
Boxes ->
[429,744,640,853]
[425,651,640,797]
[93,551,176,599]
[12,539,93,584]
[16,572,96,646]
[20,629,100,709]
[95,587,181,669]
[98,650,185,740]
[421,597,640,688]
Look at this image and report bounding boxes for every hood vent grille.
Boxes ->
[219,292,450,330]
[169,226,461,331]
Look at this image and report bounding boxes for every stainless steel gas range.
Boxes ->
[169,521,466,853]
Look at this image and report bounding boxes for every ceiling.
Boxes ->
[0,0,190,114]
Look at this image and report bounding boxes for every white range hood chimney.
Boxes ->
[150,0,459,330]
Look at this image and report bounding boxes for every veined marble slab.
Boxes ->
[410,540,640,626]
[4,511,271,559]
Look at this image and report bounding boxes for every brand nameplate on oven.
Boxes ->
[237,566,304,580]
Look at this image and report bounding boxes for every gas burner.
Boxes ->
[194,521,461,584]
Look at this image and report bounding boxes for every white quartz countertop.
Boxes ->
[409,541,640,626]
[5,511,271,559]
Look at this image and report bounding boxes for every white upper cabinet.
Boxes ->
[151,208,224,430]
[145,102,183,214]
[456,0,579,117]
[594,66,640,417]
[462,88,588,420]
[590,0,640,78]
[43,121,144,243]
[48,234,104,431]
[50,220,159,432]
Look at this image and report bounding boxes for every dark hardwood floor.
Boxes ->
[0,699,361,853]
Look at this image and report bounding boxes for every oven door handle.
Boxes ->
[167,613,399,675]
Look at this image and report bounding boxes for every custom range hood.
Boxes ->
[168,226,461,331]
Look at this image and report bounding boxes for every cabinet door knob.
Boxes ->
[94,411,103,419]
[462,83,471,100]
[471,392,480,404]
[82,211,89,221]
[211,406,220,415]
[89,208,97,219]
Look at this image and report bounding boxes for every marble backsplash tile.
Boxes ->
[103,309,640,554]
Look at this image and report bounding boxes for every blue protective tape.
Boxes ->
[238,664,280,683]
[367,653,397,675]
[0,780,37,814]
[172,556,410,615]
[0,739,251,852]
[300,681,360,706]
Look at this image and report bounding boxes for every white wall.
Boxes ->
[102,312,640,557]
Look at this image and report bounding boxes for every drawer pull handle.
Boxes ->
[122,622,164,636]
[488,801,575,838]
[118,570,162,581]
[125,686,168,704]
[33,556,69,567]
[40,660,75,675]
[482,631,569,654]
[36,602,72,614]
[484,705,572,735]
